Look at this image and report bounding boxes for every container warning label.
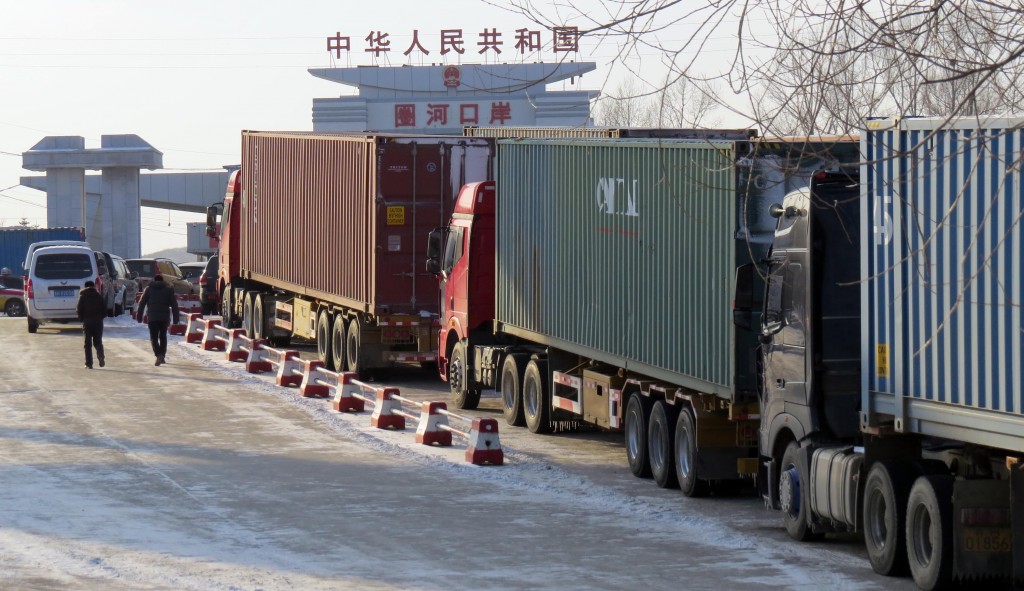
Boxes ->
[387,206,405,225]
[388,235,401,252]
[875,344,890,378]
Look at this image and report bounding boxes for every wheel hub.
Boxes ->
[450,358,463,392]
[779,466,800,517]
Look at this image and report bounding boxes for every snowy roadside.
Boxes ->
[100,315,876,577]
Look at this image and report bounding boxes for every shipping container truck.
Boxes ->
[758,117,1024,589]
[462,125,756,140]
[426,135,858,494]
[209,131,492,375]
[0,227,85,279]
[430,122,1024,589]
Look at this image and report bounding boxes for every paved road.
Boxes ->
[0,316,916,590]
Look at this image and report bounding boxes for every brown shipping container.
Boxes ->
[239,131,493,316]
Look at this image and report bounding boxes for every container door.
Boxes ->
[376,141,448,315]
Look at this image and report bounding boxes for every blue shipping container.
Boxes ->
[0,227,85,274]
[862,117,1024,452]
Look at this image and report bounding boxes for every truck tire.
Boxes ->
[449,341,481,410]
[522,359,550,433]
[906,475,954,591]
[253,293,267,340]
[316,310,333,369]
[625,394,652,478]
[863,461,913,576]
[779,441,822,541]
[242,292,255,337]
[222,289,236,328]
[500,354,526,426]
[346,319,369,379]
[648,400,679,489]
[331,315,346,372]
[27,316,38,333]
[674,406,709,496]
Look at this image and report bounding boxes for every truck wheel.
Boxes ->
[5,298,26,317]
[27,315,38,333]
[316,310,333,369]
[779,441,822,541]
[522,359,550,433]
[648,400,679,489]
[625,394,652,478]
[863,461,912,576]
[449,341,481,410]
[906,475,954,591]
[242,292,254,337]
[674,406,709,496]
[346,319,371,379]
[253,293,267,340]
[222,289,235,327]
[331,315,346,372]
[500,354,526,426]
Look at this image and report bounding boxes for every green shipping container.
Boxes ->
[494,138,854,400]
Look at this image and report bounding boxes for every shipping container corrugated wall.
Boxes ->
[863,117,1024,450]
[1,227,85,273]
[239,132,492,316]
[464,126,757,141]
[495,139,741,396]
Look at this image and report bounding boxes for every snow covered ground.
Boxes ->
[0,316,914,590]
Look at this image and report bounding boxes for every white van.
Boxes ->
[25,245,99,333]
[22,239,90,273]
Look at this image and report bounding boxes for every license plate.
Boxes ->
[963,528,1012,553]
[52,288,75,298]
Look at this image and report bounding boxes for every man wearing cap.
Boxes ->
[76,280,107,369]
[137,274,180,366]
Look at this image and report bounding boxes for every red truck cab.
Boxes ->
[208,169,241,325]
[428,181,497,395]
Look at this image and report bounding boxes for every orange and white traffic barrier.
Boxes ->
[225,329,259,362]
[200,319,230,352]
[420,405,504,465]
[184,313,208,343]
[298,360,333,398]
[369,388,405,430]
[244,343,304,387]
[169,295,203,335]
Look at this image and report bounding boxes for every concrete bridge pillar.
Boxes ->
[22,134,162,258]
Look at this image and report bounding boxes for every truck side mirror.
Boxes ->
[425,227,444,275]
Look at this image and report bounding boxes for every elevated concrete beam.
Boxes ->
[23,134,163,171]
[21,171,231,214]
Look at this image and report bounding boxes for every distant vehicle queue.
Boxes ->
[0,227,203,325]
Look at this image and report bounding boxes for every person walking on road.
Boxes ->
[137,274,179,366]
[76,280,106,369]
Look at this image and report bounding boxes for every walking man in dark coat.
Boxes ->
[137,274,180,366]
[76,280,107,369]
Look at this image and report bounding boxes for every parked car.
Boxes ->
[105,253,139,316]
[25,245,99,333]
[125,258,194,296]
[179,261,208,291]
[0,274,25,317]
[198,254,218,315]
